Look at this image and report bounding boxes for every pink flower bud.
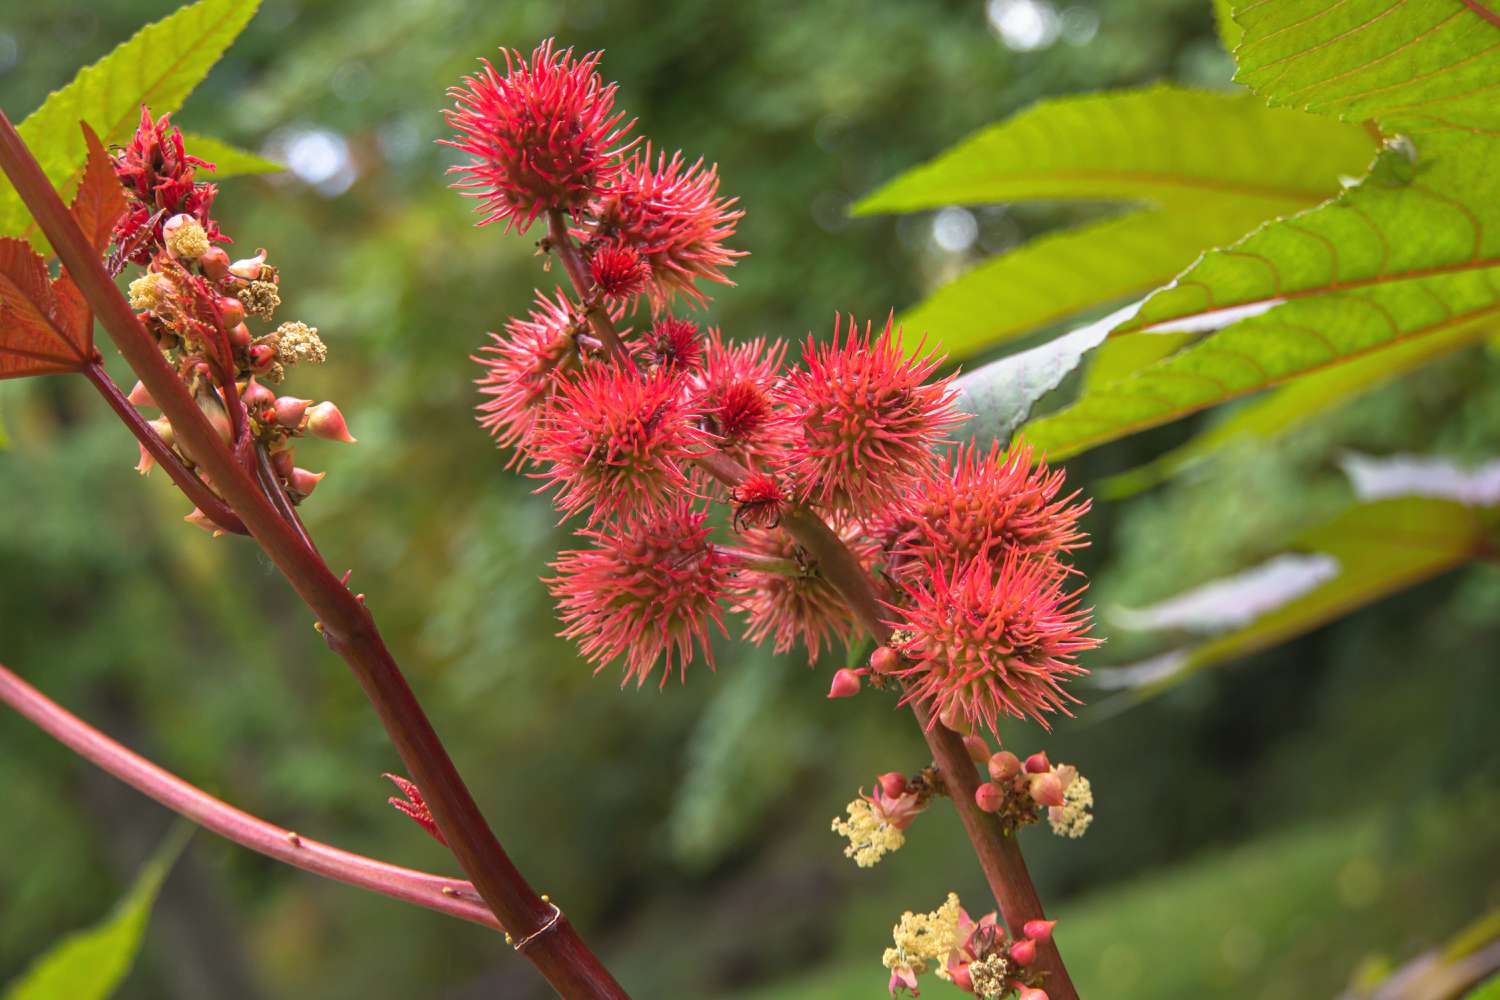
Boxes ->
[275,396,313,429]
[1024,751,1051,774]
[183,508,219,535]
[229,249,267,281]
[1018,989,1049,1000]
[949,962,973,991]
[877,772,908,800]
[239,379,272,409]
[989,751,1022,782]
[307,401,357,443]
[290,467,326,497]
[1010,938,1038,966]
[135,442,155,476]
[1029,772,1065,808]
[271,446,295,480]
[1023,919,1056,942]
[869,645,899,674]
[827,668,861,699]
[200,247,230,280]
[249,343,276,371]
[974,781,1004,813]
[229,322,253,352]
[963,733,991,764]
[216,295,246,328]
[148,417,175,447]
[127,380,157,409]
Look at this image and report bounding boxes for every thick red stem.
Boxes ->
[547,219,1078,998]
[0,661,497,929]
[0,111,628,1000]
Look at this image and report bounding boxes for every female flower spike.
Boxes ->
[444,40,636,233]
[474,287,578,462]
[779,315,964,518]
[886,553,1098,734]
[548,502,730,687]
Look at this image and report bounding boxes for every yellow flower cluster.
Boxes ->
[968,954,1011,998]
[274,321,328,367]
[1049,773,1094,838]
[831,797,905,868]
[882,892,963,984]
[128,272,171,313]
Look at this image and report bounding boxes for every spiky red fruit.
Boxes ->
[886,553,1097,734]
[778,315,964,518]
[641,316,704,372]
[532,358,707,523]
[474,288,578,462]
[586,146,744,308]
[730,472,786,530]
[444,40,636,233]
[112,107,223,263]
[729,526,870,661]
[876,440,1088,584]
[695,330,789,467]
[588,242,650,300]
[548,502,729,687]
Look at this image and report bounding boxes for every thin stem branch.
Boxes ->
[83,362,247,535]
[0,660,498,930]
[0,110,628,999]
[546,216,1077,998]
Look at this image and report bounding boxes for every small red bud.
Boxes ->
[1029,772,1065,808]
[1024,751,1051,774]
[307,401,357,443]
[200,246,230,280]
[1010,937,1038,966]
[827,668,861,699]
[869,645,899,674]
[275,396,313,429]
[877,772,908,799]
[183,508,219,535]
[271,447,295,480]
[127,380,157,409]
[949,963,973,992]
[974,782,1004,813]
[1023,919,1056,942]
[229,322,253,352]
[963,733,991,765]
[1018,988,1049,1000]
[241,379,275,410]
[249,343,276,370]
[216,295,245,328]
[290,467,326,497]
[989,751,1022,782]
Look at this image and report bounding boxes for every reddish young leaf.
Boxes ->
[71,123,127,253]
[0,237,95,380]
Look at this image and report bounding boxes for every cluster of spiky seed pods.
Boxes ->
[452,41,1099,743]
[112,108,355,520]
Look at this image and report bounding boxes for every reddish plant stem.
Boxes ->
[0,111,628,999]
[548,220,1078,999]
[0,660,498,930]
[82,361,247,534]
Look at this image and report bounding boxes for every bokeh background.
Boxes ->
[2,1,1499,997]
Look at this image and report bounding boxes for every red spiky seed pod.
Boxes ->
[548,502,729,687]
[532,358,708,524]
[876,440,1088,584]
[730,472,786,530]
[642,316,704,372]
[474,288,578,462]
[586,146,744,308]
[695,330,789,466]
[443,39,635,234]
[588,242,651,301]
[729,526,870,662]
[886,553,1098,735]
[778,314,964,518]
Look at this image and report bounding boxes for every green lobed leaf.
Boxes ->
[1092,495,1495,703]
[178,132,283,178]
[0,0,261,248]
[853,84,1373,216]
[1213,0,1243,53]
[1103,312,1500,496]
[1025,265,1500,460]
[1233,0,1500,135]
[905,205,1280,359]
[3,825,190,1000]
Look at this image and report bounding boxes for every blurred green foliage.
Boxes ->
[1,2,1497,998]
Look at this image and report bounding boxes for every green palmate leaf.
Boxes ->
[853,84,1373,216]
[178,132,283,178]
[3,826,190,1000]
[1234,0,1500,135]
[1026,265,1500,460]
[1104,312,1500,495]
[1213,0,1243,53]
[0,0,260,247]
[904,205,1279,359]
[1093,495,1496,702]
